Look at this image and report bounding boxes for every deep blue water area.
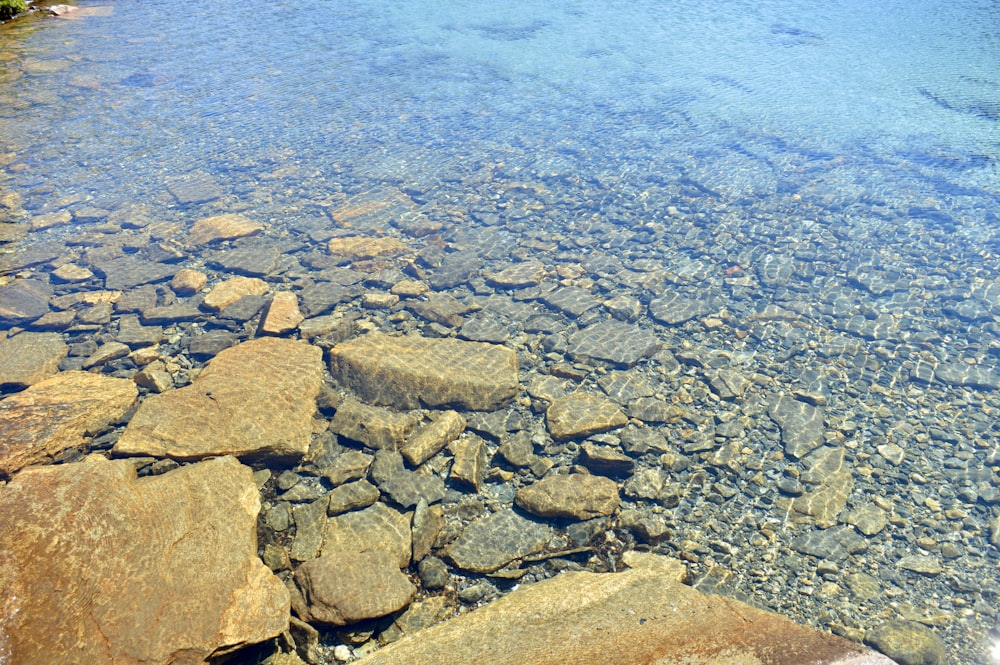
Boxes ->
[1,0,1000,663]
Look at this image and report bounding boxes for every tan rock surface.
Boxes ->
[260,291,304,335]
[0,455,289,664]
[293,551,415,626]
[188,213,264,246]
[328,235,407,260]
[170,268,208,294]
[329,397,421,450]
[401,410,466,466]
[355,568,897,665]
[202,276,269,312]
[515,473,621,520]
[329,332,518,411]
[546,392,628,441]
[0,332,67,388]
[114,337,323,461]
[0,370,137,477]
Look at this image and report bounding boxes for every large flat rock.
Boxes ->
[329,332,518,411]
[0,455,289,664]
[0,332,67,389]
[115,337,323,461]
[546,392,628,441]
[566,320,660,368]
[355,568,896,665]
[0,370,137,477]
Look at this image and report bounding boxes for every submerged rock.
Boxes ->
[353,568,896,665]
[546,392,628,441]
[188,212,264,246]
[0,331,67,389]
[0,371,137,477]
[0,455,289,664]
[444,509,552,573]
[114,337,323,461]
[515,473,621,520]
[768,395,825,459]
[566,320,660,368]
[865,619,945,665]
[329,332,518,411]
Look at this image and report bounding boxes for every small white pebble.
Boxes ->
[333,645,353,662]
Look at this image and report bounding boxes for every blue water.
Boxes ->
[2,0,1000,662]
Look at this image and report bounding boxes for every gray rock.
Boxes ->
[458,314,509,343]
[450,435,486,492]
[407,293,475,328]
[499,431,535,467]
[843,503,888,536]
[321,450,374,487]
[789,525,867,561]
[0,279,52,325]
[417,556,450,590]
[934,362,1000,390]
[116,315,164,348]
[379,470,447,508]
[322,502,411,568]
[540,286,600,318]
[546,392,628,441]
[597,370,657,402]
[485,261,545,288]
[991,514,1000,550]
[626,397,685,423]
[444,509,552,573]
[579,441,634,477]
[566,320,660,368]
[865,620,946,665]
[768,395,825,459]
[648,294,714,325]
[896,555,943,576]
[92,256,177,290]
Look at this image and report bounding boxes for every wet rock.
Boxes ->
[170,268,207,295]
[166,171,224,204]
[597,370,657,402]
[290,498,330,562]
[789,470,853,526]
[865,619,946,665]
[293,552,415,626]
[897,555,943,576]
[579,441,634,477]
[115,337,323,461]
[626,397,685,423]
[540,286,600,317]
[407,293,475,327]
[92,255,178,290]
[0,455,289,664]
[260,291,304,335]
[0,331,67,389]
[117,314,164,347]
[566,320,660,368]
[546,392,628,441]
[82,341,130,368]
[298,281,363,316]
[449,435,486,492]
[768,395,825,459]
[485,260,546,288]
[789,525,867,561]
[0,279,52,324]
[0,371,137,477]
[499,431,535,467]
[218,293,267,322]
[202,276,269,311]
[411,501,444,562]
[619,428,671,455]
[188,213,264,246]
[418,556,450,590]
[321,450,374,486]
[379,469,447,508]
[934,362,1000,390]
[991,514,1000,550]
[444,509,552,573]
[188,329,237,358]
[354,568,895,665]
[603,294,643,322]
[705,369,750,400]
[401,411,466,466]
[321,502,412,568]
[329,332,518,411]
[515,473,620,520]
[458,314,509,343]
[330,188,416,230]
[844,503,889,536]
[328,235,407,261]
[330,397,421,450]
[208,243,283,277]
[427,251,480,290]
[52,262,94,282]
[648,294,715,325]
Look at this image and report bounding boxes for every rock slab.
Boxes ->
[515,473,621,520]
[329,332,518,411]
[0,332,67,388]
[0,455,289,664]
[546,392,628,441]
[115,337,323,461]
[0,370,137,477]
[354,568,896,665]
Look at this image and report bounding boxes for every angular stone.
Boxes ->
[260,291,304,335]
[328,235,407,260]
[0,332,67,389]
[0,279,52,324]
[0,456,289,664]
[92,256,177,290]
[290,498,330,562]
[897,555,943,576]
[411,501,444,563]
[934,362,1000,390]
[486,261,546,288]
[208,243,282,277]
[188,213,264,246]
[329,333,518,411]
[499,431,535,468]
[293,551,415,626]
[843,503,888,536]
[407,293,475,328]
[379,470,447,509]
[321,450,374,486]
[401,411,466,466]
[330,397,421,450]
[321,502,411,568]
[82,341,130,369]
[597,370,657,402]
[540,286,600,317]
[166,170,223,204]
[327,480,380,515]
[115,338,323,461]
[354,569,896,665]
[444,509,552,573]
[768,395,825,459]
[546,392,628,441]
[170,268,207,295]
[450,435,486,492]
[626,397,685,423]
[329,189,415,231]
[134,361,174,393]
[790,470,853,526]
[706,369,750,400]
[566,320,660,368]
[991,515,1000,550]
[865,620,946,665]
[579,442,634,477]
[515,473,620,520]
[52,262,93,282]
[789,525,868,561]
[202,276,269,312]
[458,314,509,343]
[0,371,137,477]
[649,294,715,325]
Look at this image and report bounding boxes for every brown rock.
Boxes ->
[0,332,67,389]
[0,455,289,664]
[260,291,304,335]
[515,473,621,520]
[354,569,896,665]
[170,268,208,294]
[51,262,93,282]
[449,435,486,492]
[401,411,466,466]
[329,332,518,411]
[114,337,323,461]
[485,261,546,288]
[330,397,421,450]
[546,392,628,441]
[321,502,412,567]
[188,213,264,246]
[203,276,269,312]
[0,371,137,477]
[293,551,415,626]
[82,341,130,368]
[328,235,407,260]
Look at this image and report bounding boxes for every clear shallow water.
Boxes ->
[1,0,1000,663]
